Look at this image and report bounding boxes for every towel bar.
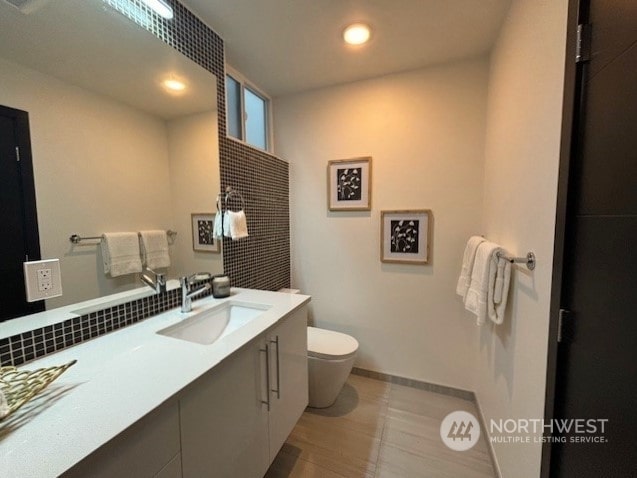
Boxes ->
[219,186,246,212]
[69,230,177,244]
[497,251,536,271]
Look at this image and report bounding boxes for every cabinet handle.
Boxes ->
[270,336,281,399]
[260,344,270,411]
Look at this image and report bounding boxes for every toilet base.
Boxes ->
[307,355,356,408]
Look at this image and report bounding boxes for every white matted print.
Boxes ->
[381,210,432,264]
[327,157,372,211]
[191,213,220,253]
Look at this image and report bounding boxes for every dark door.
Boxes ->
[0,105,43,321]
[550,0,637,476]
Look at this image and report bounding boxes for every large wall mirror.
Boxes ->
[0,0,222,318]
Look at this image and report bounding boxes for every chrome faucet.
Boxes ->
[180,275,212,313]
[141,268,166,294]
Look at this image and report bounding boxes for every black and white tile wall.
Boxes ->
[1,0,290,367]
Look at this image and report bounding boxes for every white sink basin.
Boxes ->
[157,301,270,345]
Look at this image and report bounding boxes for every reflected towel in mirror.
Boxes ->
[139,230,170,269]
[101,232,143,277]
[227,210,248,240]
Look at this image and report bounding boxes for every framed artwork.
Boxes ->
[380,210,432,264]
[327,157,372,211]
[191,213,220,253]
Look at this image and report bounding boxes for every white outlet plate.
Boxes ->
[24,259,63,302]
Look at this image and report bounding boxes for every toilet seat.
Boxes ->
[307,326,359,360]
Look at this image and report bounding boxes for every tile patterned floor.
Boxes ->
[265,374,496,478]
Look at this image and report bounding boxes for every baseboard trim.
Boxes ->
[473,393,503,478]
[351,367,475,402]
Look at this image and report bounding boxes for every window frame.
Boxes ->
[225,65,273,153]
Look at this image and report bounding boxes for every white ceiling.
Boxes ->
[181,0,511,97]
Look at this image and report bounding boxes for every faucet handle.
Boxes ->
[188,272,213,283]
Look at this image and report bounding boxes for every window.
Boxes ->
[225,69,271,151]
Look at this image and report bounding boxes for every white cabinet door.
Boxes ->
[267,307,308,463]
[180,339,269,478]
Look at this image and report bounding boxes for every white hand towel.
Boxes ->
[101,232,142,277]
[228,210,249,240]
[456,236,486,299]
[139,230,170,270]
[489,257,511,325]
[464,241,501,325]
[0,389,9,419]
[223,212,231,238]
[212,212,223,239]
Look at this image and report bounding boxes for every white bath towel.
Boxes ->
[489,256,511,324]
[227,210,249,240]
[456,236,486,299]
[464,241,502,325]
[0,389,9,419]
[101,232,142,277]
[139,230,171,270]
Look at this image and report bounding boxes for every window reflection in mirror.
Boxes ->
[226,67,271,152]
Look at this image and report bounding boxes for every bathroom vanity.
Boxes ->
[0,288,309,478]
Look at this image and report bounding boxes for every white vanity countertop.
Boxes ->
[0,288,310,478]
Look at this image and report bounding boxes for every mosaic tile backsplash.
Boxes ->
[2,0,290,366]
[0,282,217,367]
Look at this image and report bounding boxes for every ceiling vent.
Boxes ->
[1,0,52,14]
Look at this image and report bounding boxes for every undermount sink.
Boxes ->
[157,301,270,345]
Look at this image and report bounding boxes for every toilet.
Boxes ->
[307,326,359,408]
[279,288,359,408]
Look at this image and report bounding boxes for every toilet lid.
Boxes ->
[307,326,359,360]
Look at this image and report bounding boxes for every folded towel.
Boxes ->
[212,212,223,239]
[139,230,170,270]
[223,212,231,238]
[456,236,486,299]
[489,257,511,324]
[0,389,9,419]
[464,241,502,325]
[228,210,249,240]
[101,232,142,277]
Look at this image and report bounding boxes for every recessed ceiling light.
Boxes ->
[163,78,186,92]
[343,23,371,45]
[141,0,173,19]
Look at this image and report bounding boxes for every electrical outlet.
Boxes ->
[24,259,63,302]
[37,268,52,291]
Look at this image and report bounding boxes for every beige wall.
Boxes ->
[274,59,489,389]
[476,0,568,476]
[167,111,222,278]
[0,58,174,307]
